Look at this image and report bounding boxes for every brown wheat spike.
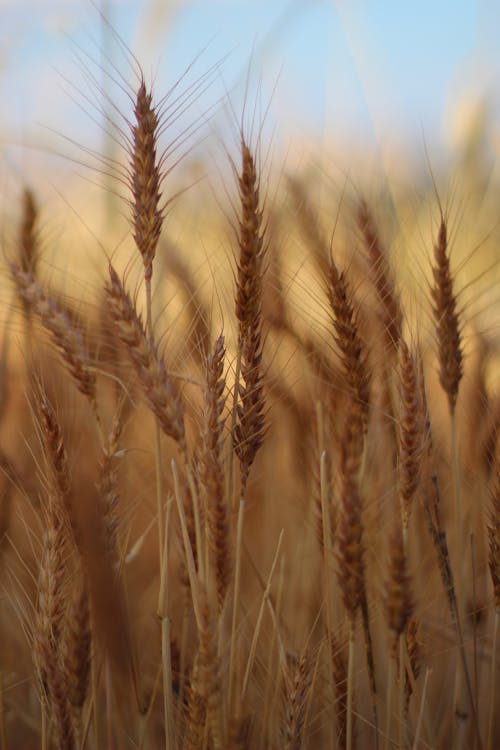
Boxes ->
[19,188,39,319]
[404,619,421,712]
[130,79,163,283]
[330,635,348,750]
[398,340,424,529]
[234,138,267,489]
[47,665,75,750]
[61,567,91,713]
[33,492,68,701]
[281,649,313,750]
[36,508,75,750]
[105,263,186,451]
[201,335,231,611]
[327,260,370,430]
[488,447,500,610]
[339,406,378,731]
[11,265,97,406]
[183,657,206,750]
[357,199,402,350]
[385,521,414,651]
[197,588,224,749]
[431,217,463,414]
[33,383,73,701]
[35,379,70,505]
[336,411,365,623]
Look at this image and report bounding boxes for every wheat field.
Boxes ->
[0,30,499,750]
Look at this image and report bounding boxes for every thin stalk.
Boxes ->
[228,494,245,711]
[423,479,482,748]
[138,661,163,750]
[90,631,101,750]
[258,555,286,748]
[470,535,479,718]
[302,647,322,750]
[320,449,334,623]
[41,703,47,750]
[105,661,113,750]
[158,500,174,750]
[145,276,165,573]
[411,668,430,750]
[186,464,205,587]
[0,671,6,750]
[158,500,173,618]
[486,609,498,750]
[172,460,200,629]
[399,634,405,750]
[241,529,284,701]
[450,413,463,603]
[226,349,242,510]
[319,442,335,750]
[384,658,393,750]
[162,617,175,750]
[450,412,469,746]
[347,620,355,750]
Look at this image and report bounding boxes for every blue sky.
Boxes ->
[2,0,500,180]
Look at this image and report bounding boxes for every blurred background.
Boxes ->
[2,0,500,183]
[1,0,499,363]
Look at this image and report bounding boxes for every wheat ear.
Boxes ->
[281,649,313,750]
[398,341,424,535]
[105,264,186,452]
[11,265,97,416]
[357,198,402,350]
[201,335,231,612]
[326,260,371,431]
[335,407,366,750]
[229,137,267,709]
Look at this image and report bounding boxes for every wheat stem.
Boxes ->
[411,668,430,750]
[241,529,284,701]
[172,459,201,629]
[486,608,498,750]
[384,658,393,750]
[346,621,355,750]
[228,495,245,713]
[398,633,405,750]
